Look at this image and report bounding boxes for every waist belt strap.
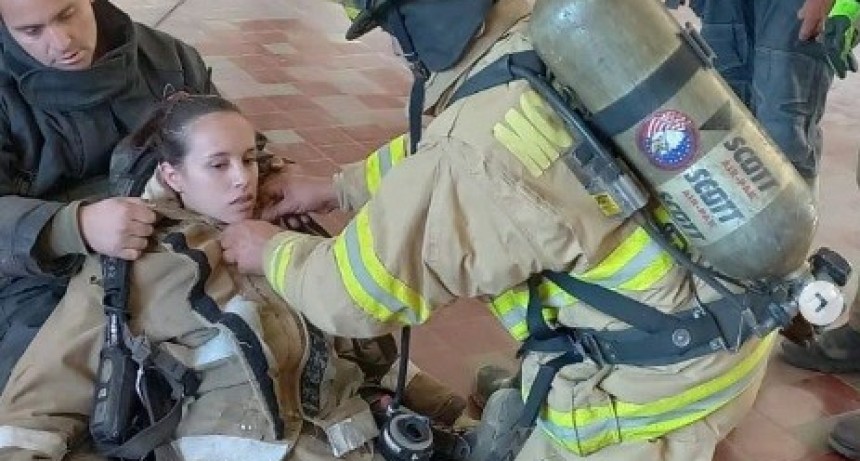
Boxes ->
[516,270,770,429]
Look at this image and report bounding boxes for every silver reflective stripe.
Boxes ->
[342,220,418,324]
[588,240,664,288]
[498,291,570,330]
[325,407,379,458]
[499,307,525,331]
[171,435,292,461]
[0,426,67,460]
[378,144,394,177]
[539,360,760,443]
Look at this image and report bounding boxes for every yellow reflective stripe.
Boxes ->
[493,123,544,176]
[334,230,401,323]
[343,5,361,20]
[489,229,674,340]
[617,333,775,419]
[388,134,408,166]
[520,90,573,149]
[490,292,530,341]
[493,90,573,177]
[365,147,383,196]
[333,207,431,325]
[491,286,560,341]
[618,251,673,291]
[534,333,776,455]
[580,228,651,282]
[268,240,295,297]
[365,134,409,196]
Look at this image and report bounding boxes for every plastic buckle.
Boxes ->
[129,335,153,366]
[575,331,608,366]
[679,23,715,68]
[407,58,430,80]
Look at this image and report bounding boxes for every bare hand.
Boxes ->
[259,171,338,221]
[221,219,283,274]
[798,0,835,40]
[79,197,156,260]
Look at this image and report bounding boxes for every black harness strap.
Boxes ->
[449,50,546,105]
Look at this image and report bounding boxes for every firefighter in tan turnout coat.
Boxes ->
[221,0,782,460]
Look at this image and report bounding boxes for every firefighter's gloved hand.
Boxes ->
[259,167,338,222]
[825,0,860,78]
[222,219,283,275]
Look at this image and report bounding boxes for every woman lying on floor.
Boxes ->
[0,93,465,461]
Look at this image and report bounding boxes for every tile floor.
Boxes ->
[113,0,860,459]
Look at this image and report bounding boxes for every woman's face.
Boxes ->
[159,111,259,224]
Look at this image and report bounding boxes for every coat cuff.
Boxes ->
[333,163,369,212]
[41,201,90,258]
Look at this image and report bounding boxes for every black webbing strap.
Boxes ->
[542,271,682,334]
[513,270,764,429]
[589,42,704,137]
[98,334,199,460]
[449,50,546,105]
[94,144,195,460]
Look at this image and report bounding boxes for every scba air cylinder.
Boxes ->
[530,0,817,280]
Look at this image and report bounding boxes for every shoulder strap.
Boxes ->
[448,50,546,105]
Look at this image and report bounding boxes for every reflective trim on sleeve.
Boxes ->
[267,238,296,298]
[333,207,430,325]
[365,134,409,195]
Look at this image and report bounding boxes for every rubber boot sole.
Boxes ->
[830,434,860,460]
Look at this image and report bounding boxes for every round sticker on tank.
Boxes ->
[637,109,700,171]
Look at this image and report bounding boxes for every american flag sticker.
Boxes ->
[637,109,700,171]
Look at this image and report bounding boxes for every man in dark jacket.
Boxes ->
[0,0,212,391]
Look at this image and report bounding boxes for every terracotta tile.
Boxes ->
[313,142,371,165]
[242,30,290,45]
[724,410,815,461]
[262,130,302,145]
[204,30,247,44]
[236,18,307,32]
[195,41,266,57]
[311,95,370,116]
[280,109,340,130]
[794,453,851,461]
[293,127,354,147]
[268,94,324,111]
[246,112,291,131]
[291,80,344,97]
[234,96,280,115]
[229,55,284,71]
[340,124,404,144]
[247,68,292,84]
[791,415,842,457]
[268,142,325,163]
[356,94,407,110]
[713,441,752,461]
[279,53,332,68]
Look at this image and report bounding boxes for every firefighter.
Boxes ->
[220,1,786,459]
[0,93,463,461]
